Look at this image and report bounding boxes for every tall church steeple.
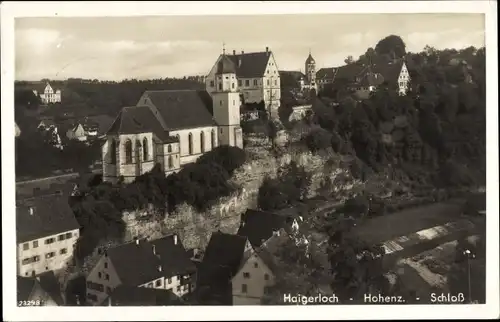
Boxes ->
[211,53,243,149]
[305,50,316,86]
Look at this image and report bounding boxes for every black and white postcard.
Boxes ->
[2,1,498,320]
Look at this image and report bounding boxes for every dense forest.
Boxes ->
[311,36,486,190]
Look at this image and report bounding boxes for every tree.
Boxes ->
[196,145,246,175]
[344,55,354,64]
[375,35,407,60]
[303,127,333,153]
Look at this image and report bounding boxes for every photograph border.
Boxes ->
[2,1,498,320]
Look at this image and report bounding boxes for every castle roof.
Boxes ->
[226,51,273,78]
[217,55,237,74]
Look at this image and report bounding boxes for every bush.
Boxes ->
[257,176,290,211]
[166,161,237,212]
[196,145,246,175]
[303,127,333,153]
[342,195,370,219]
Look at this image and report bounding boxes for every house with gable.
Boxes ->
[16,195,80,278]
[197,209,304,305]
[17,271,65,306]
[317,59,411,99]
[32,82,62,104]
[205,47,281,117]
[85,234,196,306]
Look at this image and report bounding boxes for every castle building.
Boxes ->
[205,47,281,117]
[102,53,244,184]
[32,82,62,104]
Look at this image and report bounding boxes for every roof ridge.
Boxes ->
[143,89,199,93]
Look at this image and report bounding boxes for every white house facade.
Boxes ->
[205,47,281,118]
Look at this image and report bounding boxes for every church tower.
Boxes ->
[212,53,243,149]
[305,50,316,87]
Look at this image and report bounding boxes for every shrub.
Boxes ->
[166,161,237,212]
[303,127,333,153]
[196,145,247,175]
[342,195,370,219]
[257,176,290,211]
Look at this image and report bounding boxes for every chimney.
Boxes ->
[152,245,156,255]
[233,50,236,55]
[108,296,112,307]
[238,58,242,67]
[158,265,162,272]
[265,46,269,53]
[135,238,139,245]
[173,234,178,245]
[29,207,34,216]
[241,50,244,54]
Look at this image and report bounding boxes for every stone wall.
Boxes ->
[119,132,365,252]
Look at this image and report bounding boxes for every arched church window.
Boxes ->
[143,138,149,161]
[211,130,216,149]
[200,131,205,153]
[110,139,116,164]
[188,133,193,155]
[125,140,133,164]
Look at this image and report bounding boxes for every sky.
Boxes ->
[15,14,485,81]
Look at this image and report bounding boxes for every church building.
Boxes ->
[102,54,244,184]
[205,47,281,117]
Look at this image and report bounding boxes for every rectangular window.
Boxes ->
[274,80,277,86]
[220,100,222,106]
[238,80,242,86]
[98,272,102,279]
[233,100,235,106]
[243,272,250,279]
[58,234,65,241]
[264,274,269,281]
[267,79,270,86]
[253,79,258,86]
[45,238,55,245]
[253,262,258,268]
[218,83,222,90]
[66,232,72,239]
[155,279,162,287]
[177,286,181,292]
[167,278,172,284]
[22,258,32,265]
[45,252,55,259]
[147,283,153,288]
[245,80,250,87]
[33,241,38,248]
[105,274,110,280]
[232,82,235,89]
[104,262,108,269]
[60,248,67,255]
[242,284,248,293]
[210,80,214,87]
[23,243,29,250]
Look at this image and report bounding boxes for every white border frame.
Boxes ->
[2,1,498,320]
